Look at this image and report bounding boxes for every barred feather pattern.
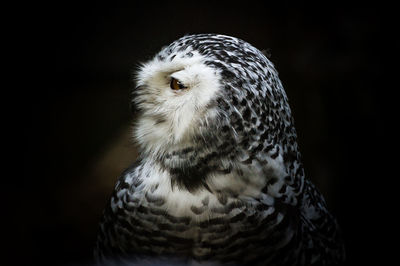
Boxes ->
[95,34,345,266]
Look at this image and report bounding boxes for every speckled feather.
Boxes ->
[95,34,345,266]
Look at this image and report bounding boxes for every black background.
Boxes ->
[8,1,395,265]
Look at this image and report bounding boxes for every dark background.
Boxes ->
[9,1,394,266]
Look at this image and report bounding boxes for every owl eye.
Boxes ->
[170,78,187,90]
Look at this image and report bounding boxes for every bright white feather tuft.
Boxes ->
[133,51,222,158]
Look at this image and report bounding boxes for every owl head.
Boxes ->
[132,34,301,192]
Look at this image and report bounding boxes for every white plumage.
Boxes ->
[95,34,345,266]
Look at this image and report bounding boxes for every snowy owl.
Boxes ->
[95,34,345,266]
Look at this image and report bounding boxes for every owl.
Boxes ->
[95,34,345,265]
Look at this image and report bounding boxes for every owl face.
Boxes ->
[134,48,224,159]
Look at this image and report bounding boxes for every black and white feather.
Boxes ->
[95,34,345,266]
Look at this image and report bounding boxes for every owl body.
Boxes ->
[95,34,345,265]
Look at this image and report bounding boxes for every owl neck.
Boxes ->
[153,144,230,193]
[137,122,304,200]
